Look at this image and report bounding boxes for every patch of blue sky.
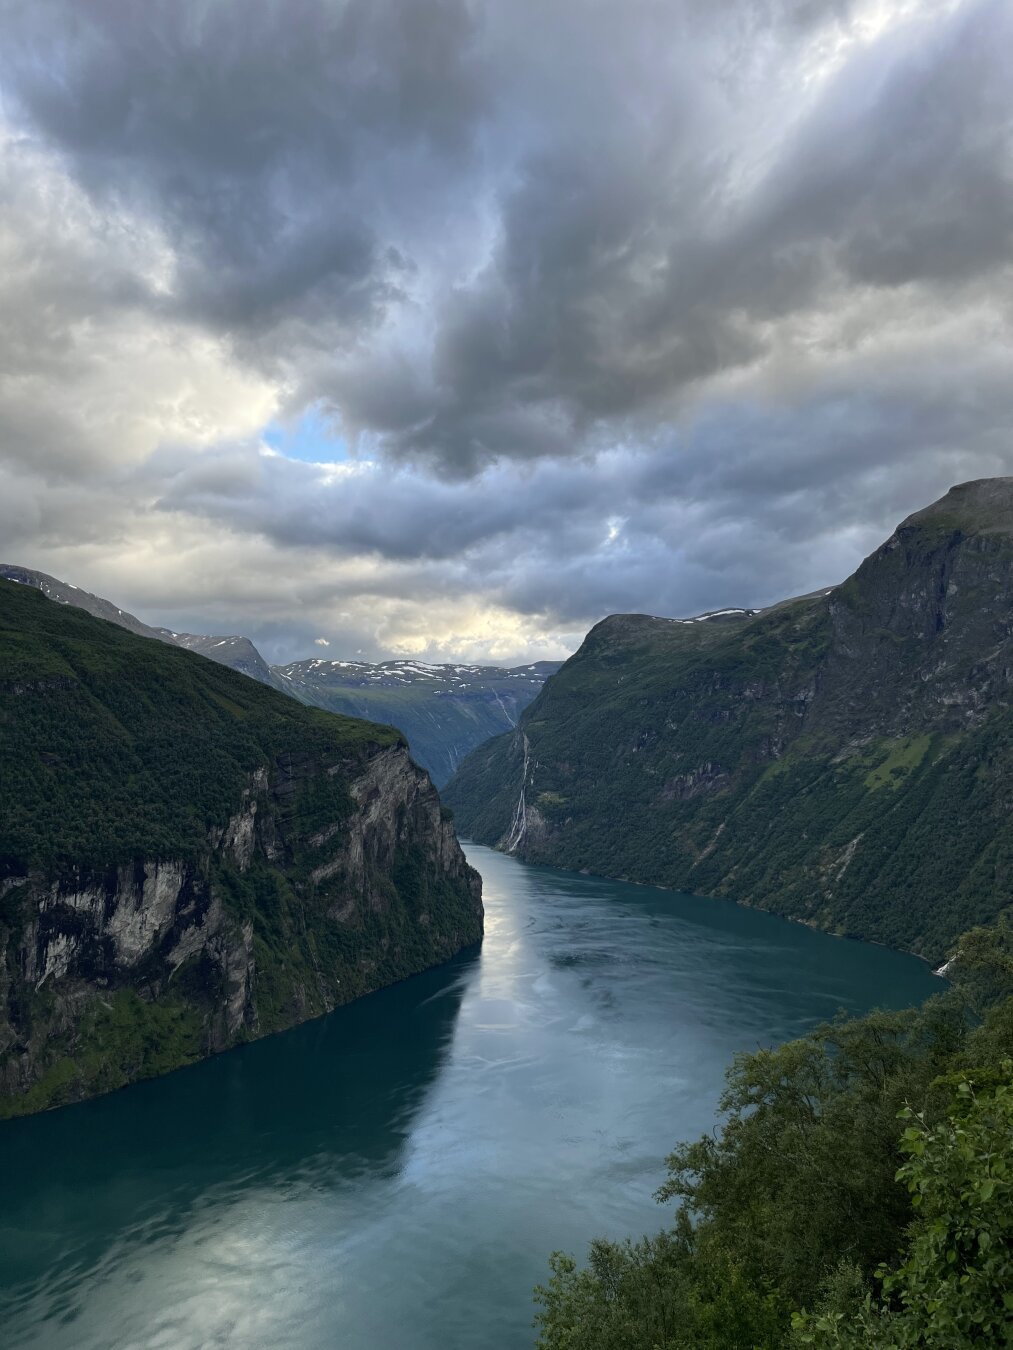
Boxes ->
[261,404,351,462]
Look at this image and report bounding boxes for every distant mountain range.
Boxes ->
[444,478,1013,961]
[272,657,559,785]
[0,564,558,786]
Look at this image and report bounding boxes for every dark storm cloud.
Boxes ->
[151,342,1013,635]
[5,0,1010,468]
[1,0,486,337]
[1,0,1012,660]
[391,0,1012,474]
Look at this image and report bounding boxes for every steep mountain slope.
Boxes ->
[0,564,557,785]
[275,658,560,785]
[0,580,481,1117]
[0,568,284,690]
[0,565,172,644]
[158,628,288,690]
[445,478,1013,961]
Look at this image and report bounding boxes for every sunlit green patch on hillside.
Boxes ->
[863,735,933,790]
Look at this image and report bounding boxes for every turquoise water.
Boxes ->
[0,845,940,1349]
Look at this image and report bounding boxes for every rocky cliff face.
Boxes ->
[445,480,1013,960]
[1,746,482,1116]
[0,581,482,1117]
[817,484,1013,737]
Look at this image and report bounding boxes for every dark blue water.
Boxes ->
[0,845,940,1349]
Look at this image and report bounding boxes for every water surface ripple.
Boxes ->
[0,845,940,1349]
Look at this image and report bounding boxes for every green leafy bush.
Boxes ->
[793,1073,1013,1347]
[535,951,1013,1350]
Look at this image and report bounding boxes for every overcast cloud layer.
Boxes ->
[0,0,1011,663]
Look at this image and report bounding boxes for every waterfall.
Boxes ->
[504,733,530,853]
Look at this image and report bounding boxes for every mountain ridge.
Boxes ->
[444,478,1013,961]
[275,656,561,783]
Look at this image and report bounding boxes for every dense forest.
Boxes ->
[534,923,1013,1348]
[0,578,402,875]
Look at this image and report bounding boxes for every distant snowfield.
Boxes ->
[284,657,551,688]
[669,607,759,624]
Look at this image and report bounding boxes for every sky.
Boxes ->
[0,0,1010,665]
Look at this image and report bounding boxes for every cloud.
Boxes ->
[0,130,275,482]
[0,0,1010,662]
[0,0,487,338]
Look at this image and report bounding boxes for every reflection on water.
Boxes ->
[0,845,940,1350]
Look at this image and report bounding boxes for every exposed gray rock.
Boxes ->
[0,745,482,1115]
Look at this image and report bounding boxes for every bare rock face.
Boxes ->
[0,742,482,1114]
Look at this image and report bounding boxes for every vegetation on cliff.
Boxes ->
[0,579,400,873]
[534,925,1013,1349]
[0,580,482,1116]
[446,479,1013,959]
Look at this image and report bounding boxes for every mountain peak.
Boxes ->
[900,477,1013,536]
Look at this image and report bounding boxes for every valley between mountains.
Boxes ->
[4,477,1013,1123]
[3,479,1012,1350]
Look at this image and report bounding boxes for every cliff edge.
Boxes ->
[0,580,482,1117]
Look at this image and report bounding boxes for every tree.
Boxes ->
[793,1069,1013,1348]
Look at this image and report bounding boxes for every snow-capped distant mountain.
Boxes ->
[274,657,561,784]
[155,629,285,690]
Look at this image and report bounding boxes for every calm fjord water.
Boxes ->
[1,845,940,1350]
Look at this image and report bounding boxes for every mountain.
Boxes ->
[0,579,482,1117]
[444,478,1013,962]
[275,658,560,785]
[0,564,173,644]
[0,564,557,785]
[156,628,288,690]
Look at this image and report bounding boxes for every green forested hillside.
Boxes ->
[0,563,557,788]
[0,579,482,1116]
[446,480,1013,960]
[0,579,399,874]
